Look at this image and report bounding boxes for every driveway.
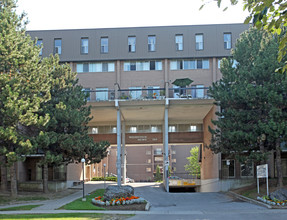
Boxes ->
[128,182,287,220]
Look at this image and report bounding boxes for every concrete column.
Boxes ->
[163,99,169,192]
[164,59,169,98]
[212,58,217,83]
[116,102,122,186]
[115,60,121,99]
[121,121,126,184]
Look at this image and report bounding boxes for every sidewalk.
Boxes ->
[0,181,116,211]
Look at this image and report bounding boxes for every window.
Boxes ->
[124,61,162,71]
[96,88,108,101]
[224,33,232,49]
[146,167,152,172]
[130,126,137,133]
[151,126,158,132]
[36,39,43,56]
[172,150,176,154]
[54,39,62,54]
[146,150,151,155]
[196,34,203,50]
[155,157,163,162]
[191,85,204,98]
[101,37,108,53]
[112,127,117,133]
[222,160,235,178]
[76,62,115,73]
[148,36,156,51]
[148,86,160,98]
[170,59,209,70]
[128,36,136,52]
[82,88,91,101]
[169,126,176,132]
[146,159,151,164]
[172,158,176,163]
[175,35,183,51]
[190,125,197,131]
[129,87,142,99]
[218,59,221,69]
[154,148,162,155]
[81,38,89,54]
[92,127,98,134]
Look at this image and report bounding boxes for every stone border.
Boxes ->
[227,191,272,209]
[91,197,151,211]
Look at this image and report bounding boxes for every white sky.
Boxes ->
[17,0,249,30]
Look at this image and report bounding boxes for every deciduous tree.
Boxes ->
[185,147,201,178]
[201,0,287,71]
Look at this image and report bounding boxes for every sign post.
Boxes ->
[256,164,268,196]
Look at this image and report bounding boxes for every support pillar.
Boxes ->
[122,121,126,184]
[116,101,122,187]
[163,99,169,192]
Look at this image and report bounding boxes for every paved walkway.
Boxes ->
[1,182,287,219]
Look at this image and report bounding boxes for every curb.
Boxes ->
[227,191,272,209]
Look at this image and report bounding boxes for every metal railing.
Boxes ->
[84,87,211,102]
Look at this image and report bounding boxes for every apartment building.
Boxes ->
[24,23,278,192]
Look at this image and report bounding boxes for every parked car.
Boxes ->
[168,176,181,180]
[125,177,135,183]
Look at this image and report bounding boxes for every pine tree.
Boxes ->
[209,28,287,186]
[33,56,109,193]
[0,0,51,197]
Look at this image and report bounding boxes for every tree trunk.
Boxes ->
[276,138,283,188]
[43,163,49,193]
[10,163,18,198]
[0,156,8,191]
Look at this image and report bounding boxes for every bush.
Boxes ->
[91,176,117,182]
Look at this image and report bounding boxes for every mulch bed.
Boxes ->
[95,203,147,211]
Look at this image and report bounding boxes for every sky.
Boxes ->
[17,0,249,30]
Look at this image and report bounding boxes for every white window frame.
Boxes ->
[37,40,43,56]
[54,39,62,54]
[148,36,156,52]
[81,38,89,54]
[175,35,183,51]
[129,87,142,99]
[101,37,108,53]
[96,88,109,101]
[128,36,136,52]
[196,34,203,50]
[224,33,232,49]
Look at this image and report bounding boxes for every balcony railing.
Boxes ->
[84,87,211,102]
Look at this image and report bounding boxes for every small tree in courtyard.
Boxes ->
[185,147,201,179]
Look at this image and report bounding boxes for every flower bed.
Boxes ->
[257,196,287,206]
[92,195,146,207]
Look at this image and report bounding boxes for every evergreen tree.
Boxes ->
[185,147,200,179]
[0,0,51,197]
[33,56,109,193]
[209,28,287,186]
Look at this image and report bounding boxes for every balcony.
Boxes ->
[84,87,211,102]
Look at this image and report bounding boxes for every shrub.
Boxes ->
[91,176,117,182]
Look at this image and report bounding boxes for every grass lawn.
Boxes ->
[0,196,47,205]
[0,213,132,219]
[0,205,42,211]
[232,178,287,200]
[59,189,105,210]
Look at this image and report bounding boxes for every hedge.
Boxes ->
[91,176,117,182]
